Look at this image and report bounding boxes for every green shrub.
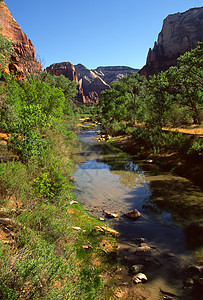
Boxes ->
[188,138,203,156]
[31,172,55,199]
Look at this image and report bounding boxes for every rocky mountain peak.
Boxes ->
[140,7,203,76]
[46,62,78,82]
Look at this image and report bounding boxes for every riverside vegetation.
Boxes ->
[95,43,203,185]
[0,32,118,299]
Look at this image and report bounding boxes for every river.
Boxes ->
[73,125,203,299]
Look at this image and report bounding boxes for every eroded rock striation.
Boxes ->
[0,1,42,78]
[140,7,203,76]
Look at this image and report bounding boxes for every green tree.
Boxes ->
[30,71,77,115]
[145,71,174,128]
[1,74,68,159]
[175,42,203,124]
[120,73,147,123]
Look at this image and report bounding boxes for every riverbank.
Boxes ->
[0,123,120,299]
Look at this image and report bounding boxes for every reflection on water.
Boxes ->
[73,127,203,263]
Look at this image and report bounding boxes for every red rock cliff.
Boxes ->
[46,62,87,104]
[46,62,78,82]
[0,1,42,78]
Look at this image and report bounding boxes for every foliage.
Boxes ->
[31,172,55,199]
[0,28,13,72]
[0,64,117,299]
[0,147,117,299]
[145,71,175,128]
[30,71,78,115]
[99,73,147,127]
[97,43,203,153]
[0,73,74,159]
[166,42,203,124]
[188,138,203,156]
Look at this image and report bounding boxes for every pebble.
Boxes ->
[105,211,118,218]
[133,273,147,284]
[136,238,145,242]
[70,200,78,205]
[72,227,81,231]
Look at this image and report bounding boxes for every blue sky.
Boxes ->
[4,0,203,70]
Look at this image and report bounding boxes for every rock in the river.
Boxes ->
[136,238,145,243]
[135,246,151,253]
[131,264,145,274]
[124,209,141,221]
[133,273,148,284]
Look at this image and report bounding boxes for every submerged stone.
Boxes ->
[124,209,141,221]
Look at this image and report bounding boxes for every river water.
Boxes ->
[73,125,203,299]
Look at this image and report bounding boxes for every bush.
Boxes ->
[188,138,203,156]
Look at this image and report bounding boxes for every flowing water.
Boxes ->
[73,125,203,299]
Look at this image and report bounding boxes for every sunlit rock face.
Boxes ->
[75,64,110,103]
[140,7,203,76]
[0,1,42,78]
[75,64,139,103]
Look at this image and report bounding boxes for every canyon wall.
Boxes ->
[140,7,203,76]
[75,64,139,102]
[93,66,139,85]
[0,1,42,78]
[46,63,139,104]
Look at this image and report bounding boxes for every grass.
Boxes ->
[0,123,119,299]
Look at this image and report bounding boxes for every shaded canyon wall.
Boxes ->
[140,7,203,76]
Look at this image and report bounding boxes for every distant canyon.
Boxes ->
[0,1,202,103]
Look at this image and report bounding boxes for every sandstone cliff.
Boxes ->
[140,7,203,76]
[93,66,139,85]
[75,64,110,103]
[46,62,78,82]
[46,62,87,104]
[0,1,42,78]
